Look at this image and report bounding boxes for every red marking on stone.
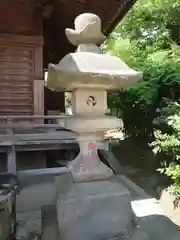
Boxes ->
[88,143,97,149]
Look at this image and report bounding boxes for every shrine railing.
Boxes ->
[0,115,78,174]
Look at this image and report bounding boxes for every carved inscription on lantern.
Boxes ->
[88,142,97,156]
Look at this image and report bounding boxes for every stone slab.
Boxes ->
[16,179,56,213]
[57,176,133,240]
[16,170,70,213]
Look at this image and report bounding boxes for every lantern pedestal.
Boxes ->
[57,177,132,240]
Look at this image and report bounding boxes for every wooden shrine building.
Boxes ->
[0,0,135,172]
[0,0,134,117]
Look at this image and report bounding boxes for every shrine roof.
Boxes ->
[43,0,136,67]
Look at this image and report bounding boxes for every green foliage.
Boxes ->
[160,164,180,196]
[65,92,72,108]
[152,102,180,195]
[104,0,180,141]
[105,0,180,195]
[116,0,180,42]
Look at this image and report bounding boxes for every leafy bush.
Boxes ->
[106,44,180,141]
[152,102,180,197]
[104,0,180,142]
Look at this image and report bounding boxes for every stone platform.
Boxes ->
[15,171,180,240]
[57,176,133,240]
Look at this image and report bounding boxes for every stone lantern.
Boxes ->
[47,13,142,240]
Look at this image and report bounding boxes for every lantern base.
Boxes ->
[68,133,113,182]
[57,176,133,240]
[68,152,113,182]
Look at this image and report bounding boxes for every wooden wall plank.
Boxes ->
[0,34,44,117]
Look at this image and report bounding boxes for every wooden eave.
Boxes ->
[43,0,136,68]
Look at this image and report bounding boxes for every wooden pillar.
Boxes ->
[6,119,16,174]
[33,37,44,118]
[34,79,44,123]
[7,146,16,174]
[34,80,44,116]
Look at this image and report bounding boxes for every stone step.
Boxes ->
[41,205,59,240]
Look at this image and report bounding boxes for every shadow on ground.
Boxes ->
[132,214,180,239]
[111,138,170,198]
